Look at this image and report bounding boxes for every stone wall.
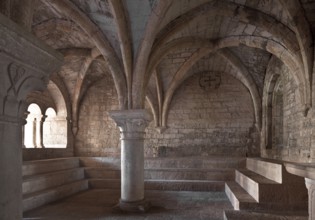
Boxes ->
[73,70,257,158]
[145,72,257,157]
[75,75,120,156]
[261,58,314,162]
[23,148,73,161]
[43,117,68,148]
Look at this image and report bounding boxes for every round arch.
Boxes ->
[24,103,42,148]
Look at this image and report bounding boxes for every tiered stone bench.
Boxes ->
[285,162,315,220]
[22,156,245,212]
[22,158,88,212]
[224,158,308,219]
[81,156,245,192]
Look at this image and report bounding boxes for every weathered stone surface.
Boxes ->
[76,75,120,156]
[1,0,315,218]
[227,158,308,216]
[262,57,314,163]
[285,163,315,220]
[145,71,256,157]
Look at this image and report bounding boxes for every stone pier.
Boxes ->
[109,109,152,212]
[0,12,63,219]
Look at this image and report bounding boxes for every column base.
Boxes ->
[113,199,151,213]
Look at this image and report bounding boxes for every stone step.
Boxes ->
[225,181,257,210]
[79,157,246,170]
[23,168,85,194]
[84,167,235,181]
[246,158,283,183]
[89,179,225,191]
[23,179,88,212]
[247,158,308,187]
[225,181,307,212]
[235,169,279,202]
[145,168,235,180]
[144,157,246,169]
[79,157,121,169]
[23,157,80,176]
[84,168,121,179]
[224,210,308,220]
[144,179,225,191]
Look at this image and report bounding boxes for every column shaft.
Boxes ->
[109,109,152,212]
[0,118,23,219]
[35,115,45,148]
[121,138,145,202]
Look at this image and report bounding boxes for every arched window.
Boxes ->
[24,103,43,148]
[24,80,68,149]
[46,107,57,117]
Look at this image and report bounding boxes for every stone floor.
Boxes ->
[23,189,233,220]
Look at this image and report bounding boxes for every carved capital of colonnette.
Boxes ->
[108,109,152,140]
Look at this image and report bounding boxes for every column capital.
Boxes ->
[305,178,315,189]
[109,109,152,139]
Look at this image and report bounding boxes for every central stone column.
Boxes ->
[109,109,152,212]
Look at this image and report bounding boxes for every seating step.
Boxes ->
[225,181,308,212]
[23,157,80,176]
[224,210,308,220]
[79,156,246,169]
[145,179,225,191]
[23,168,85,194]
[79,157,120,169]
[225,181,257,210]
[235,169,279,202]
[145,168,235,181]
[84,168,121,179]
[246,158,283,183]
[89,179,225,191]
[23,179,88,212]
[84,167,235,181]
[145,157,246,169]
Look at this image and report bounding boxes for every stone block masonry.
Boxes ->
[262,58,314,163]
[145,72,256,157]
[75,70,257,158]
[75,74,120,157]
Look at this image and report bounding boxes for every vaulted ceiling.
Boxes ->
[2,0,314,128]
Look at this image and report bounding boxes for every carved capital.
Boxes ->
[0,58,47,118]
[305,178,315,190]
[109,109,152,139]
